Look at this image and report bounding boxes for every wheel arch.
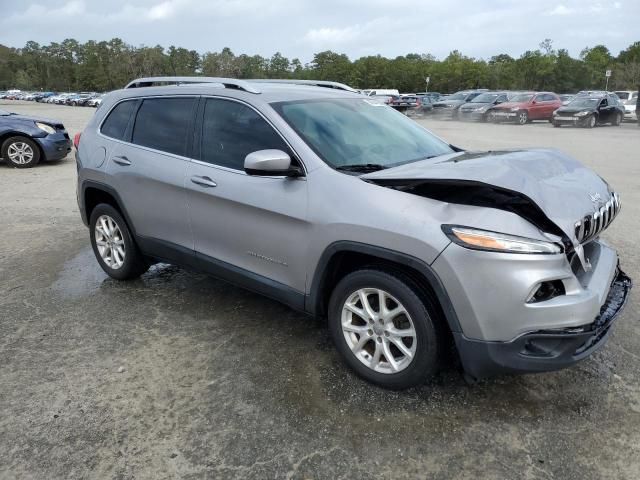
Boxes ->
[81,181,136,236]
[307,241,461,334]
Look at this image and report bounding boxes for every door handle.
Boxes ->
[190,175,217,188]
[113,155,131,166]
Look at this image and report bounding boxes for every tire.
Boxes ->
[517,110,529,125]
[89,204,148,280]
[613,113,622,126]
[584,115,597,128]
[328,269,444,390]
[1,136,40,168]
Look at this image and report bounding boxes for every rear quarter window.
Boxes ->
[100,100,137,140]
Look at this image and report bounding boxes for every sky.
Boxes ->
[0,0,637,62]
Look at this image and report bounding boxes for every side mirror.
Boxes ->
[244,149,302,177]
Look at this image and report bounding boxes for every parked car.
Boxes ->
[457,92,510,122]
[404,95,435,117]
[66,93,97,106]
[87,94,106,108]
[490,92,562,124]
[432,90,487,118]
[389,94,431,113]
[614,91,639,122]
[74,76,631,389]
[362,89,400,97]
[552,93,625,128]
[0,109,72,168]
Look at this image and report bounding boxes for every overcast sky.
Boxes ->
[1,0,637,62]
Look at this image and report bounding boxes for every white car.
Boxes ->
[614,91,638,122]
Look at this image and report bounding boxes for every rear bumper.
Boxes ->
[455,268,632,379]
[36,133,72,161]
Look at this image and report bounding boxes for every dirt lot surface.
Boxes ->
[1,100,639,480]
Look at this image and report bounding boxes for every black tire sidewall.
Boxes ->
[328,270,441,389]
[89,204,145,280]
[2,136,41,168]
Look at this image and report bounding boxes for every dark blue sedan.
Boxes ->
[0,109,72,168]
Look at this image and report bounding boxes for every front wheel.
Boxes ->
[328,269,444,389]
[613,112,622,126]
[89,204,149,280]
[2,136,40,168]
[584,115,597,128]
[517,110,529,125]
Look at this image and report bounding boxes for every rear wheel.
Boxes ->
[517,110,529,125]
[89,204,148,280]
[328,269,444,389]
[2,136,40,168]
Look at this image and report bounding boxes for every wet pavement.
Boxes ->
[1,101,639,479]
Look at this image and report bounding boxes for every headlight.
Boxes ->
[510,107,519,111]
[553,110,559,116]
[442,225,563,254]
[576,111,589,117]
[35,122,56,134]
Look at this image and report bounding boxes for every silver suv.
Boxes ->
[76,77,631,389]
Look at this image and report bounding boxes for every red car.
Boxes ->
[489,92,562,125]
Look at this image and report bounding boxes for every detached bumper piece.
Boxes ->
[455,268,632,380]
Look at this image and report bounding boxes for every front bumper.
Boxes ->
[491,111,518,121]
[455,268,631,379]
[35,132,72,161]
[458,109,487,121]
[624,110,637,122]
[553,115,589,126]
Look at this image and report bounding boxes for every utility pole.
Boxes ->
[425,76,430,92]
[605,69,611,91]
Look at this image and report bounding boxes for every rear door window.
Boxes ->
[101,100,137,141]
[132,97,197,156]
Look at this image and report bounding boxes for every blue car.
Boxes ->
[0,109,72,168]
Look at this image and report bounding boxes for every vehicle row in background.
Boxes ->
[0,90,106,107]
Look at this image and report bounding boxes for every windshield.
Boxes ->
[510,94,534,103]
[272,98,454,169]
[471,93,500,103]
[567,97,600,108]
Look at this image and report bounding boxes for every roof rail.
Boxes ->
[124,76,261,94]
[247,79,359,93]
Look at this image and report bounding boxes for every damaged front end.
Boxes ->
[362,149,621,272]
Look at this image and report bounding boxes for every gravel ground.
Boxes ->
[1,100,639,480]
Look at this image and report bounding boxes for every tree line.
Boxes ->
[1,38,639,94]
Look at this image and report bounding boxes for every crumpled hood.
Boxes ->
[491,101,527,110]
[362,149,615,247]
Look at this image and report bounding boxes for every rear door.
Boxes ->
[104,96,197,252]
[185,97,309,292]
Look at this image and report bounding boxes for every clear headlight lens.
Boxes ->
[35,122,56,134]
[576,111,589,117]
[510,107,520,111]
[443,225,563,254]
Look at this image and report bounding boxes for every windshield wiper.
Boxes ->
[335,163,388,172]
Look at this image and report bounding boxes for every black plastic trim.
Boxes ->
[136,236,306,312]
[79,180,137,232]
[306,241,462,332]
[457,268,632,380]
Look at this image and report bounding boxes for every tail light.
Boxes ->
[73,132,81,149]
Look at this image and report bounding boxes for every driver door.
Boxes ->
[185,97,310,294]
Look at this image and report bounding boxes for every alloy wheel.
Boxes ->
[341,288,417,374]
[7,142,34,165]
[94,215,126,269]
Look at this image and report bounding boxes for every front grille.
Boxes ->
[574,192,620,244]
